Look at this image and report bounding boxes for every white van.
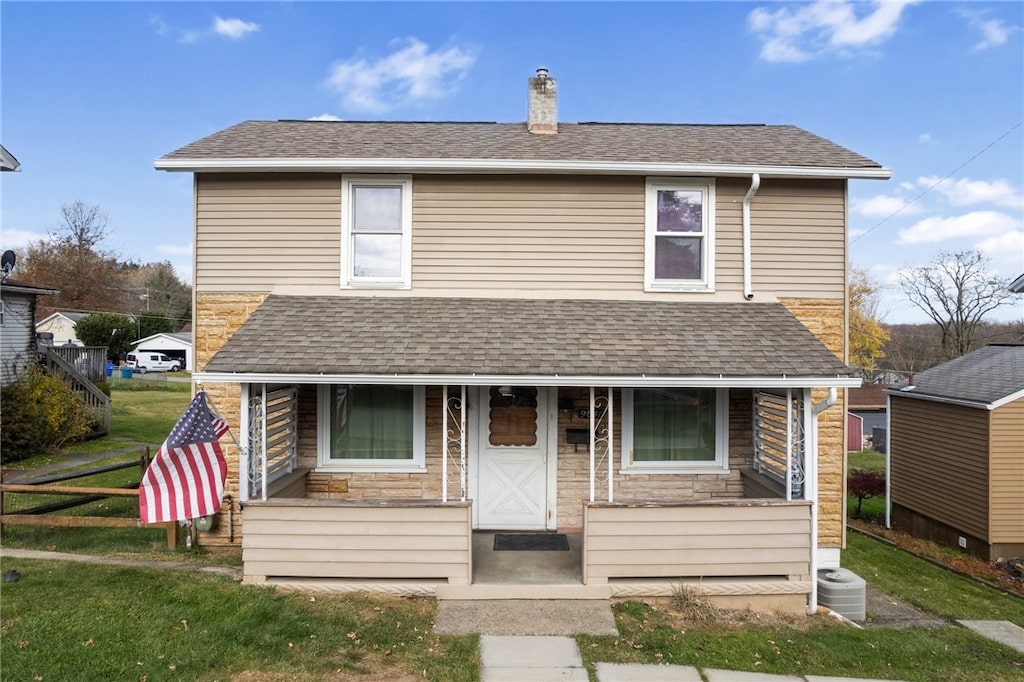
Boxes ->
[126,352,181,373]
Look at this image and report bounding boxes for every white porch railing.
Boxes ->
[753,389,807,499]
[241,384,299,501]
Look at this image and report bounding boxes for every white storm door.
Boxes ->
[476,386,549,530]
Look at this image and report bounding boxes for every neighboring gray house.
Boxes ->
[0,279,57,385]
[0,144,21,172]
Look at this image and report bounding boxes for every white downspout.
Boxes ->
[885,392,892,528]
[807,386,836,615]
[742,173,761,300]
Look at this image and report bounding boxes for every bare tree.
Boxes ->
[897,250,1013,359]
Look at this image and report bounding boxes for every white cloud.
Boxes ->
[897,210,1019,244]
[325,38,476,113]
[917,132,932,143]
[154,15,259,44]
[976,230,1024,268]
[848,228,866,240]
[852,193,922,218]
[214,17,260,40]
[308,113,343,121]
[748,0,916,63]
[960,9,1020,51]
[917,176,1023,209]
[157,243,193,257]
[149,14,171,38]
[1,229,47,249]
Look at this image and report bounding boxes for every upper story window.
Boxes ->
[644,178,715,292]
[341,175,412,289]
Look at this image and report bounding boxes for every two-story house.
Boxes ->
[156,70,889,613]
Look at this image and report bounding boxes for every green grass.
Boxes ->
[849,448,886,472]
[1,383,212,561]
[843,531,1024,625]
[0,558,478,682]
[580,602,1023,682]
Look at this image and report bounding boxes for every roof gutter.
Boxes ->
[154,156,892,180]
[886,388,1014,411]
[194,371,863,388]
[742,173,760,300]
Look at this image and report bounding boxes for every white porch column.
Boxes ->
[238,383,250,502]
[805,387,819,614]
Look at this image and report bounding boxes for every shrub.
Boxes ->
[0,365,95,463]
[848,469,886,518]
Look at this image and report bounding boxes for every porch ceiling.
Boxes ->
[199,296,858,387]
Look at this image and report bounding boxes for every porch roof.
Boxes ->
[197,296,859,388]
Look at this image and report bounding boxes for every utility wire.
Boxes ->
[851,121,1023,245]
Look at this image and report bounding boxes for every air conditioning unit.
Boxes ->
[817,568,866,621]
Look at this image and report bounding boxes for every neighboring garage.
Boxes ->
[888,344,1024,561]
[131,332,193,371]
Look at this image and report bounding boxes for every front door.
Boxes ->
[475,386,550,530]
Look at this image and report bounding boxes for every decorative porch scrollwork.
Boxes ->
[442,385,467,502]
[247,392,266,496]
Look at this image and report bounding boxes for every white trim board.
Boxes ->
[195,372,863,389]
[155,156,892,180]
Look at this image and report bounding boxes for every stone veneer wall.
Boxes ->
[553,388,751,530]
[194,292,268,547]
[779,297,847,550]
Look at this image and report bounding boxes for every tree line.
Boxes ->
[16,201,192,336]
[850,249,1021,383]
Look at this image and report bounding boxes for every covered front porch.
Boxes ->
[196,295,859,613]
[230,382,826,613]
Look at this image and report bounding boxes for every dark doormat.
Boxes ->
[493,533,569,551]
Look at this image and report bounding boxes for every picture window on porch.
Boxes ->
[341,175,412,289]
[644,177,716,292]
[317,384,425,471]
[621,387,729,473]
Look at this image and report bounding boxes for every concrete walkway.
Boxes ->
[479,635,908,681]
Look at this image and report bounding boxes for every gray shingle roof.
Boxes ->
[161,120,882,170]
[204,296,854,379]
[893,344,1024,406]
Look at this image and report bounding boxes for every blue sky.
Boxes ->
[2,1,1022,323]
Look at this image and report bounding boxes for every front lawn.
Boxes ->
[0,559,478,682]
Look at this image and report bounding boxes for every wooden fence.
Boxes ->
[0,451,177,549]
[46,347,111,435]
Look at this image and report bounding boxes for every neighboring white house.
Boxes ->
[36,311,88,346]
[131,332,193,371]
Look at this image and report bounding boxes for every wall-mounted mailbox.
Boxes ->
[566,428,589,445]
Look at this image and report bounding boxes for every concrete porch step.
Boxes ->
[436,583,612,600]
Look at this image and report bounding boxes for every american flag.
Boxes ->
[139,391,229,524]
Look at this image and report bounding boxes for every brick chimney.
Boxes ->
[527,68,557,135]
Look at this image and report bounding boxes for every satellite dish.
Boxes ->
[1,250,15,279]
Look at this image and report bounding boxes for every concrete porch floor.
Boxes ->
[471,532,583,585]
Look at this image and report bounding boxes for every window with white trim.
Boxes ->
[621,387,729,473]
[341,175,412,288]
[317,384,425,471]
[644,178,715,291]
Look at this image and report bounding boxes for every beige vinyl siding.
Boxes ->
[582,500,811,583]
[242,499,471,583]
[989,398,1024,544]
[193,173,847,298]
[412,175,645,290]
[750,180,847,299]
[890,397,989,540]
[195,173,341,291]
